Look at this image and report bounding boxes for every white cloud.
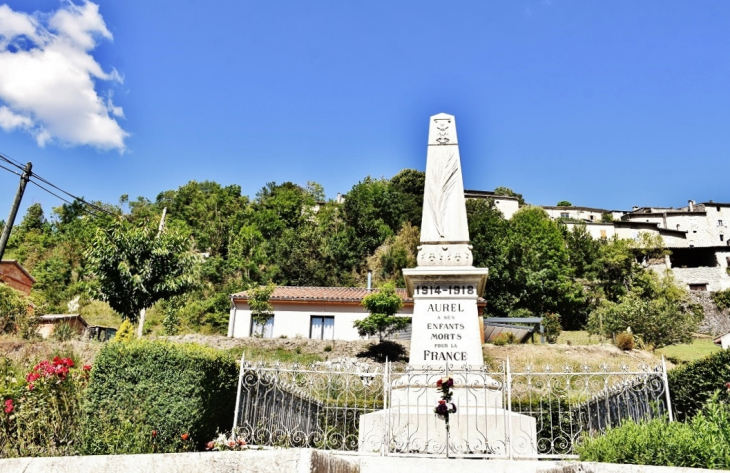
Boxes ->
[0,1,127,151]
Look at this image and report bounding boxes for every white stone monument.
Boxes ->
[359,114,537,456]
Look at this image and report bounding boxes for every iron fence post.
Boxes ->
[383,357,390,456]
[232,353,246,436]
[661,356,674,422]
[506,357,514,460]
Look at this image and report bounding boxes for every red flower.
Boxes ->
[438,400,446,405]
[237,439,246,446]
[152,430,158,437]
[436,379,443,387]
[4,399,13,414]
[181,433,189,441]
[82,364,92,372]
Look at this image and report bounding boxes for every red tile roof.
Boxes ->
[232,286,486,304]
[232,286,413,303]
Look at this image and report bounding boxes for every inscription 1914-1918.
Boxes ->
[415,285,474,296]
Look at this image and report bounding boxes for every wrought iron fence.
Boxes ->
[232,356,672,459]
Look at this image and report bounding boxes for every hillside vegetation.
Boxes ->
[1,170,722,348]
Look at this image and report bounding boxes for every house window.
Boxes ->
[589,215,595,221]
[689,284,708,292]
[310,316,334,340]
[251,316,274,338]
[560,212,569,219]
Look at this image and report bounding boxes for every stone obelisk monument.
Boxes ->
[402,113,488,368]
[358,113,536,456]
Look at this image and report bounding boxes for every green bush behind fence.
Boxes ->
[80,340,239,454]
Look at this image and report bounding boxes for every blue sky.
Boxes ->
[0,1,729,221]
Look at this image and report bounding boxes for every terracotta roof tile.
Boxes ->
[232,286,486,304]
[231,286,413,303]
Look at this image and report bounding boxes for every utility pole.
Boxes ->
[0,162,32,262]
[137,207,167,339]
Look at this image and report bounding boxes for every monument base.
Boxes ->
[358,404,537,456]
[390,374,503,408]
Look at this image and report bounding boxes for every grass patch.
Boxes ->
[555,330,607,346]
[224,346,324,364]
[79,300,122,328]
[657,337,721,365]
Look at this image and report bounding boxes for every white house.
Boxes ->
[714,332,730,350]
[228,286,488,341]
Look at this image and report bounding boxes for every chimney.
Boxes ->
[688,200,695,212]
[367,270,372,290]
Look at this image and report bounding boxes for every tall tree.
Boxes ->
[390,169,425,226]
[85,221,200,323]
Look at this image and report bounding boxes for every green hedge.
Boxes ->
[577,393,730,469]
[668,349,730,421]
[80,340,239,454]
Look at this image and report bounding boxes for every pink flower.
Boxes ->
[205,441,214,450]
[4,399,13,414]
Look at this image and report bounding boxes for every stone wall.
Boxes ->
[692,291,730,336]
[0,449,360,473]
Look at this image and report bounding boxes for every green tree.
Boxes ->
[390,169,425,226]
[556,201,572,207]
[587,272,703,349]
[248,283,274,336]
[85,221,200,323]
[501,207,586,327]
[353,283,408,342]
[341,177,403,267]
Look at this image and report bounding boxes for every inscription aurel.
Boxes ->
[427,303,464,312]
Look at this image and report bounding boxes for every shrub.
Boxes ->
[578,393,730,469]
[492,332,516,346]
[0,285,31,335]
[543,313,562,344]
[0,356,90,457]
[711,288,730,311]
[614,332,635,351]
[52,322,76,341]
[112,319,135,343]
[80,340,239,454]
[668,349,730,421]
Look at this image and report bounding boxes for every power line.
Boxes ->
[0,156,119,219]
[0,162,22,177]
[29,171,117,217]
[0,152,25,170]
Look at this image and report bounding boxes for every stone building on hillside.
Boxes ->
[0,260,35,296]
[463,189,520,219]
[542,205,625,223]
[547,200,730,292]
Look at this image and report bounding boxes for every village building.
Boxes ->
[228,286,487,341]
[544,200,730,292]
[463,190,520,219]
[0,259,35,296]
[36,314,88,339]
